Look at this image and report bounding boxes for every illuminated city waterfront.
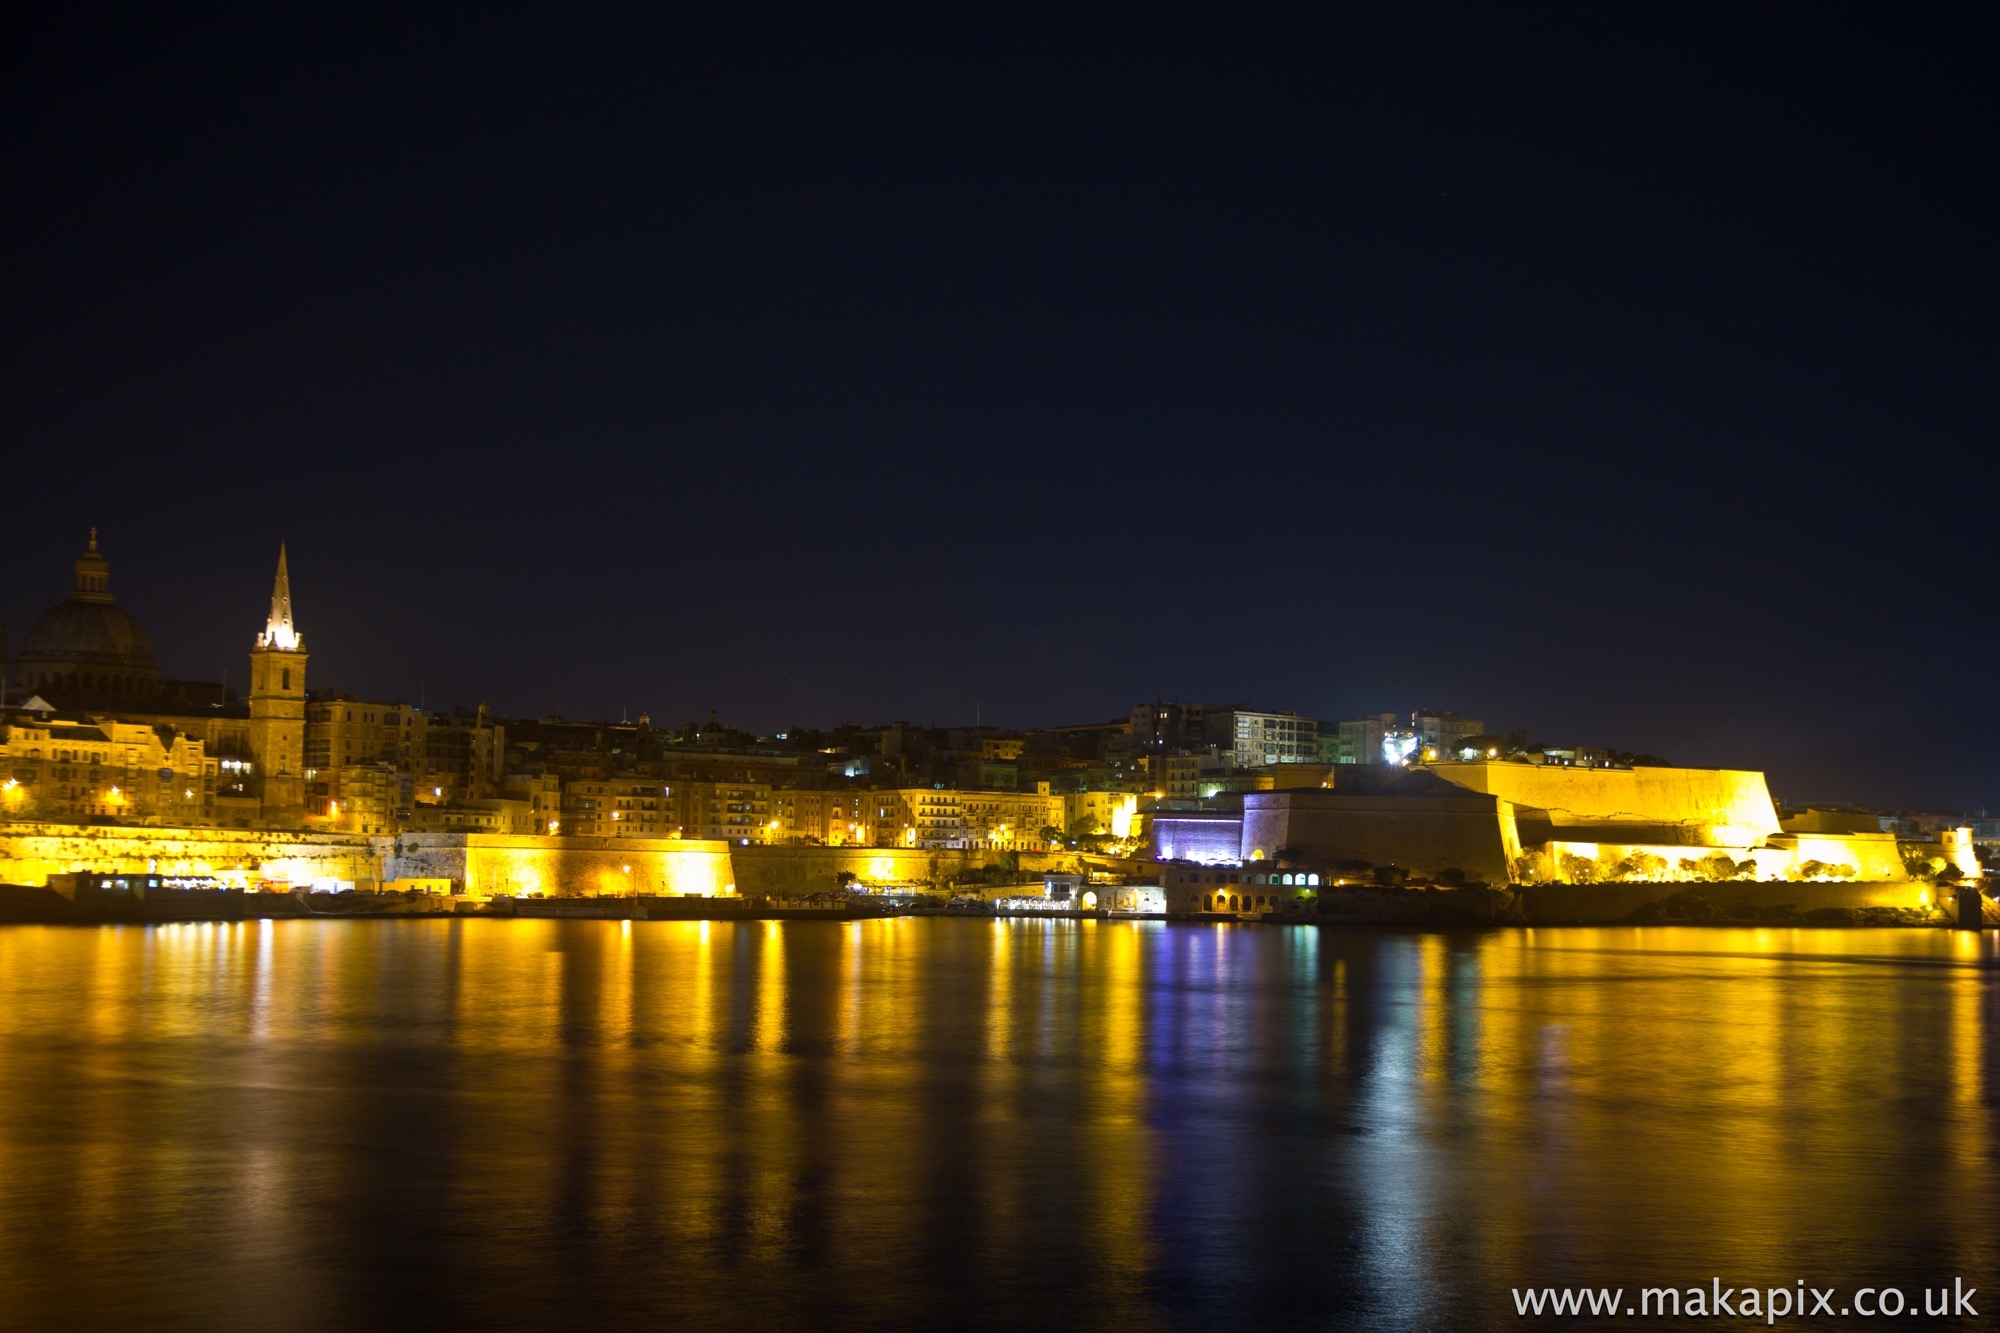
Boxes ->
[1,919,1996,1329]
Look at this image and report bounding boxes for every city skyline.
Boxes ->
[6,8,1994,811]
[0,526,1982,820]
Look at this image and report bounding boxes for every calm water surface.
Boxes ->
[0,919,1995,1329]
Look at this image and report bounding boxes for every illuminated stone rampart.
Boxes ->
[0,820,376,888]
[1430,762,1782,847]
[383,832,737,897]
[1771,831,1908,881]
[728,845,1035,896]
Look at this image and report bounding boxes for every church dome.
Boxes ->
[14,530,160,703]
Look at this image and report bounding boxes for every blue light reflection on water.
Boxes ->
[0,919,1997,1330]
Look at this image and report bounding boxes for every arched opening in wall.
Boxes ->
[1204,894,1213,911]
[1228,895,1239,911]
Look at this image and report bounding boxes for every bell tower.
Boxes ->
[248,544,308,822]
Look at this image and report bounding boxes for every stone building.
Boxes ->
[561,776,672,837]
[1211,707,1318,766]
[672,780,773,842]
[0,713,217,824]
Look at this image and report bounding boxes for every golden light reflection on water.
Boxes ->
[0,920,1998,1329]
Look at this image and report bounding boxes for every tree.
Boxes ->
[1680,853,1756,882]
[1559,852,1598,884]
[1904,850,1946,881]
[1371,864,1408,887]
[1605,850,1667,881]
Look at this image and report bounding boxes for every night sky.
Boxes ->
[2,6,1994,809]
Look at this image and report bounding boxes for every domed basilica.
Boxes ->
[14,530,161,704]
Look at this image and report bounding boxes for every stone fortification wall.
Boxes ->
[0,820,377,887]
[730,845,1054,897]
[1432,762,1781,846]
[384,832,737,897]
[1241,791,1511,882]
[1519,878,1933,924]
[1767,832,1907,881]
[1152,814,1246,864]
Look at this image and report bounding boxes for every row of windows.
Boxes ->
[1176,869,1322,887]
[1198,893,1284,912]
[22,669,149,695]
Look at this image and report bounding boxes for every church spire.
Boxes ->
[258,544,301,651]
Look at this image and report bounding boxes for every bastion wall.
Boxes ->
[1518,878,1935,923]
[0,821,377,887]
[1241,791,1513,882]
[1430,762,1782,846]
[384,833,738,898]
[729,845,1064,896]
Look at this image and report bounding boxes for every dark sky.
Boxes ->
[2,5,1994,809]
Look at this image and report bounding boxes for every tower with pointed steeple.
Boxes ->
[247,544,308,822]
